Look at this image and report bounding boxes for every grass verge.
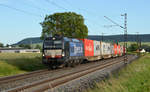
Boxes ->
[88,54,150,92]
[0,53,46,77]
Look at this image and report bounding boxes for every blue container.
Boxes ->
[69,41,84,57]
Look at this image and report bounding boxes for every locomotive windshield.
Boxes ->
[44,40,62,49]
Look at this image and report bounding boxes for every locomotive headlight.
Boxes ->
[43,54,45,56]
[62,52,65,57]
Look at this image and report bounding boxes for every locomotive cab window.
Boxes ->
[44,40,62,49]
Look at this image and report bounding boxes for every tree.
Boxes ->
[6,44,9,47]
[128,43,138,52]
[0,43,3,47]
[19,44,31,49]
[19,44,25,48]
[40,12,88,39]
[141,44,150,52]
[24,44,31,49]
[35,44,41,49]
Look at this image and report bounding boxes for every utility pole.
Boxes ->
[139,38,141,50]
[136,32,140,56]
[30,40,32,49]
[104,13,128,64]
[136,32,139,50]
[121,13,128,64]
[101,33,106,41]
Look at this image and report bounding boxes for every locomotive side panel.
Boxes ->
[69,42,84,57]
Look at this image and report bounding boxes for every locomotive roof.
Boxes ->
[45,37,81,43]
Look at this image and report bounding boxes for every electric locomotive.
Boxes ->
[42,36,84,68]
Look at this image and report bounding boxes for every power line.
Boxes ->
[0,3,42,17]
[63,0,80,11]
[61,0,104,30]
[62,0,105,30]
[104,14,128,64]
[45,0,68,11]
[63,0,102,18]
[17,1,49,12]
[44,0,103,33]
[104,16,124,29]
[46,0,103,29]
[63,0,98,16]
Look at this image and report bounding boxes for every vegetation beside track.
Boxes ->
[87,54,150,92]
[119,42,150,47]
[0,53,46,77]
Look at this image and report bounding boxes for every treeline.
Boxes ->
[0,42,42,50]
[0,43,10,48]
[0,43,3,47]
[128,43,150,52]
[18,44,42,50]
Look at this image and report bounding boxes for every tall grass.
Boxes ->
[0,53,46,77]
[88,54,150,92]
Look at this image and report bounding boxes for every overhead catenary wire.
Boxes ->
[43,0,103,34]
[17,0,49,12]
[45,0,68,11]
[104,16,124,29]
[0,3,42,17]
[61,0,104,32]
[44,0,104,30]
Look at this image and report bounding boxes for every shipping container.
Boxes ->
[69,42,84,57]
[80,39,94,57]
[93,40,101,56]
[120,45,124,56]
[101,42,112,58]
[117,45,121,55]
[123,46,126,55]
[110,44,114,56]
[113,43,118,57]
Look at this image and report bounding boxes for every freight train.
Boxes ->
[42,36,125,68]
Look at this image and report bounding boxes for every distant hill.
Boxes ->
[14,37,42,45]
[14,34,150,45]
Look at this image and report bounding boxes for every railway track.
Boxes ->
[0,69,48,84]
[0,68,65,91]
[0,55,137,92]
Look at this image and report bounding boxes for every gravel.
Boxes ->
[45,55,138,92]
[0,55,137,92]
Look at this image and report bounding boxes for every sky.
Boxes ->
[0,0,150,45]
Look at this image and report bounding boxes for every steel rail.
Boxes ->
[8,55,135,92]
[0,69,47,83]
[0,56,120,86]
[0,68,62,84]
[36,58,126,92]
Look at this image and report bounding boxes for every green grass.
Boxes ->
[88,54,150,92]
[0,53,46,77]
